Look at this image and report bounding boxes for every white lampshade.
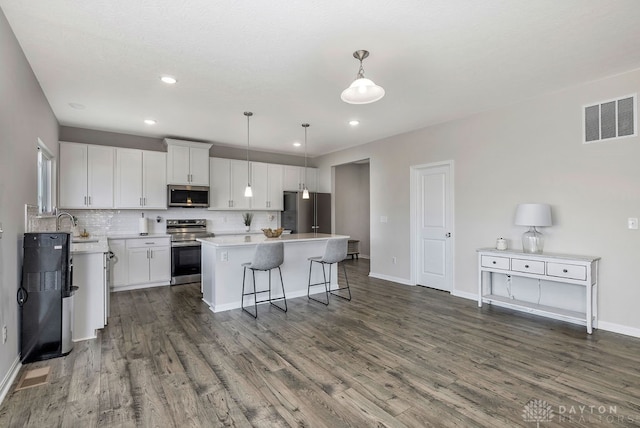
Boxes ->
[302,188,310,199]
[341,78,385,104]
[514,204,552,227]
[244,184,253,198]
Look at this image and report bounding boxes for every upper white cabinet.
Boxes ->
[283,165,317,193]
[251,162,284,210]
[209,157,251,210]
[59,142,114,209]
[164,139,212,185]
[115,148,167,209]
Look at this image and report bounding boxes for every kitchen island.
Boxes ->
[198,233,349,313]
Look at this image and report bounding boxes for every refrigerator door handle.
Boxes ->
[17,286,28,306]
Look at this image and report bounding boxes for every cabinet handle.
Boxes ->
[88,196,92,205]
[150,249,153,258]
[492,261,496,264]
[84,196,87,205]
[563,269,568,273]
[143,197,147,206]
[524,265,530,268]
[140,197,143,206]
[147,249,150,259]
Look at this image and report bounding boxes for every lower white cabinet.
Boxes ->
[109,237,171,291]
[72,252,106,341]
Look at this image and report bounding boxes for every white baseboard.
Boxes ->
[368,272,414,286]
[597,321,640,338]
[451,289,477,301]
[452,289,640,338]
[0,357,21,407]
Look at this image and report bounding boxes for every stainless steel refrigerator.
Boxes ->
[281,191,331,233]
[17,232,75,362]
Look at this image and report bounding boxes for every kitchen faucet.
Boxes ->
[56,211,76,231]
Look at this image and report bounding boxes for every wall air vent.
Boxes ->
[583,94,637,144]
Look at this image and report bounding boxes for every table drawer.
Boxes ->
[547,262,586,280]
[481,255,510,270]
[511,258,545,275]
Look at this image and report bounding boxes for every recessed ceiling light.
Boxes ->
[144,119,157,125]
[160,76,177,84]
[349,120,360,126]
[293,142,301,147]
[69,102,85,110]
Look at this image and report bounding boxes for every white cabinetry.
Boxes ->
[115,149,167,209]
[283,165,317,192]
[164,139,212,185]
[209,157,251,210]
[59,142,114,209]
[251,162,284,210]
[72,252,106,341]
[109,239,127,288]
[109,236,170,291]
[477,248,600,333]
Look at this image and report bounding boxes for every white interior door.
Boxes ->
[416,163,452,291]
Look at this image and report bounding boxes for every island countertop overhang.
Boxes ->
[197,233,349,248]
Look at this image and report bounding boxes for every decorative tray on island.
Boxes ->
[262,228,284,238]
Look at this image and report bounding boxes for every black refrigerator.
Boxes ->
[17,232,75,363]
[281,191,331,233]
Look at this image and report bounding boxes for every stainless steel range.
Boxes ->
[166,219,214,285]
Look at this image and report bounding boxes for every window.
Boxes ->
[37,139,55,215]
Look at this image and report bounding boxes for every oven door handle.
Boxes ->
[171,241,202,248]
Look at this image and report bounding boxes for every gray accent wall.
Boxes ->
[315,67,640,335]
[60,126,310,167]
[334,163,370,258]
[0,8,59,391]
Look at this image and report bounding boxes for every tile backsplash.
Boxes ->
[26,205,280,236]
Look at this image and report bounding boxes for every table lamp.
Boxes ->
[514,203,552,253]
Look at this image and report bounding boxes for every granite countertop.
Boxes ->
[198,233,349,247]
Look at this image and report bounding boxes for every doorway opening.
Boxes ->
[333,160,370,262]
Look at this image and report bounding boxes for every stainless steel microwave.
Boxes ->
[167,185,209,208]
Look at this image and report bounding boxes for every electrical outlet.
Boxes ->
[392,257,397,264]
[628,218,638,230]
[2,325,7,344]
[221,251,228,262]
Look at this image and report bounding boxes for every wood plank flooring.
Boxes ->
[2,259,640,427]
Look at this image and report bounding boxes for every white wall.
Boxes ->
[0,8,58,396]
[316,68,640,334]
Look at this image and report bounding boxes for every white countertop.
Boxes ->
[198,233,349,247]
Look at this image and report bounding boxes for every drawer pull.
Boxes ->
[524,265,529,268]
[563,269,568,273]
[492,261,496,264]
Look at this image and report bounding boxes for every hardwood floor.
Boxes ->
[2,259,640,427]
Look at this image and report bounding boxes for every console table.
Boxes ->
[477,248,600,333]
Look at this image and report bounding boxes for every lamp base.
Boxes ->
[522,226,544,253]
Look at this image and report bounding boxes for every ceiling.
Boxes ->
[2,1,640,157]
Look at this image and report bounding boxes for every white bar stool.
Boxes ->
[241,242,287,318]
[307,237,352,305]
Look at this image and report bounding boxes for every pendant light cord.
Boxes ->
[302,123,310,187]
[245,112,252,185]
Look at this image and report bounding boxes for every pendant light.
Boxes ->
[340,50,385,104]
[244,111,253,197]
[302,123,310,199]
